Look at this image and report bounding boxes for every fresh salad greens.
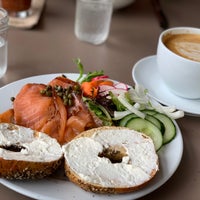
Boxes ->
[75,58,104,83]
[74,59,184,150]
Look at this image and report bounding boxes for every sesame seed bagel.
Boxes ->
[0,123,63,180]
[62,126,159,194]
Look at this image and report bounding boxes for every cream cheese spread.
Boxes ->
[0,123,63,162]
[63,128,159,188]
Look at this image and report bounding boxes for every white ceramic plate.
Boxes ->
[132,55,200,116]
[0,73,183,200]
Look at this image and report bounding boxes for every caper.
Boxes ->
[74,84,80,91]
[40,90,46,95]
[68,99,73,106]
[10,97,15,102]
[56,85,62,92]
[46,91,52,97]
[63,99,68,106]
[68,93,72,99]
[63,95,68,100]
[57,92,63,97]
[46,85,52,90]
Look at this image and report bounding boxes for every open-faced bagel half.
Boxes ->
[62,126,159,194]
[0,123,63,179]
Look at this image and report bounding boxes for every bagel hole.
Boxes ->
[0,144,26,152]
[98,145,127,163]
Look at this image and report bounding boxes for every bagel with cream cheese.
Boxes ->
[0,123,63,179]
[62,126,159,194]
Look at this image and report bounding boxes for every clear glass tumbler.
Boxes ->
[0,8,8,79]
[75,0,113,45]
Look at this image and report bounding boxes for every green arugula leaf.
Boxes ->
[74,58,104,83]
[80,70,104,83]
[74,58,84,82]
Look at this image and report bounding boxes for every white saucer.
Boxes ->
[132,55,200,116]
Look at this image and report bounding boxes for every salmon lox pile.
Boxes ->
[0,76,101,144]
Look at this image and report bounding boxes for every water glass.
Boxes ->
[75,0,113,45]
[0,8,8,79]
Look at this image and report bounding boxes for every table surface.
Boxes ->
[0,0,200,199]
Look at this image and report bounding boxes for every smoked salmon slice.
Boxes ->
[0,76,100,144]
[0,109,14,123]
[49,76,99,142]
[13,83,67,144]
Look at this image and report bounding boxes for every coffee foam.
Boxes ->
[174,41,200,62]
[164,33,200,62]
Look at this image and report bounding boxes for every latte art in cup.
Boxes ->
[157,27,200,99]
[163,34,200,62]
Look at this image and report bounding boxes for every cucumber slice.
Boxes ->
[142,109,157,115]
[145,114,162,130]
[119,113,137,127]
[145,114,165,133]
[154,113,176,144]
[126,118,163,151]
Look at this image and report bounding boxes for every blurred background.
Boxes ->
[1,0,200,85]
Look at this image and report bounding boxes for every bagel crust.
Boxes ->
[0,123,63,179]
[62,126,159,194]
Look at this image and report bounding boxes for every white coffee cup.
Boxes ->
[157,27,200,99]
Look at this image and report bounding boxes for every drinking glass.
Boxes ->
[1,0,32,18]
[75,0,113,45]
[0,8,9,79]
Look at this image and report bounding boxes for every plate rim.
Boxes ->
[0,73,183,200]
